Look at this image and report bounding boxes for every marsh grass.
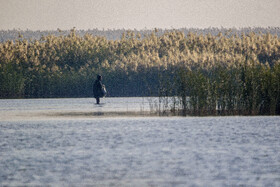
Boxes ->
[1,29,279,115]
[155,64,280,116]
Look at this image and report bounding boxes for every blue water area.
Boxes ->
[0,106,279,186]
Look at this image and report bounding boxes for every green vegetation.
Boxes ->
[0,28,279,115]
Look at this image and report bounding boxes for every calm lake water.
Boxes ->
[0,98,279,186]
[0,97,157,121]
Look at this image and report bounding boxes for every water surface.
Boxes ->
[0,98,279,186]
[0,97,158,121]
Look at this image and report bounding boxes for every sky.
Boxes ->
[0,0,279,30]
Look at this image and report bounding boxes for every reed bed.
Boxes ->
[1,29,279,115]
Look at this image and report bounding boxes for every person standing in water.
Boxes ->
[93,75,106,104]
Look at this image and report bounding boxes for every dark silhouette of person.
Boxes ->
[93,75,105,104]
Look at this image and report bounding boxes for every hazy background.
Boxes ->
[0,0,279,30]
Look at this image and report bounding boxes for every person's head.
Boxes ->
[97,75,102,81]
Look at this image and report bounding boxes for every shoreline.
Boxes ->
[1,110,279,122]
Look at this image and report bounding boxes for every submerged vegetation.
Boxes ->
[0,28,279,115]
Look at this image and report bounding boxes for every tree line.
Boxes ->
[1,27,279,42]
[0,28,279,115]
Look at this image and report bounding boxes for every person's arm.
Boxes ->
[97,81,102,90]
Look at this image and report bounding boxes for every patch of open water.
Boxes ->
[0,98,279,186]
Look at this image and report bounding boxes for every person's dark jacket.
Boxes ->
[93,80,103,98]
